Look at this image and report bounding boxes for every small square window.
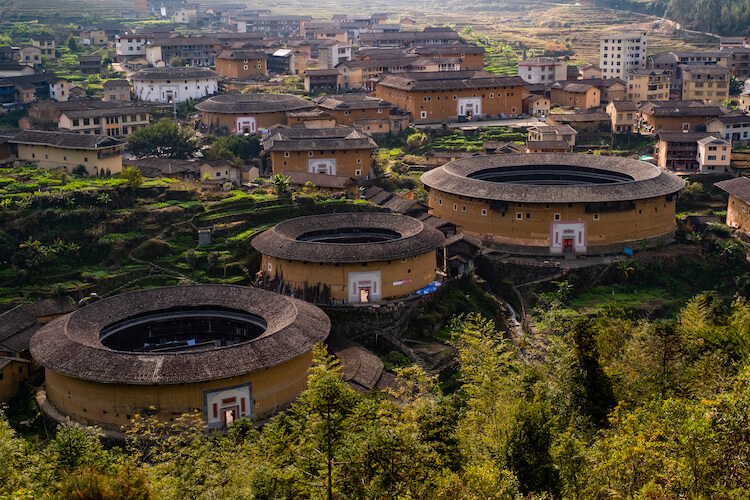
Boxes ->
[284,152,290,157]
[526,213,530,219]
[481,209,487,216]
[453,204,458,211]
[593,213,600,220]
[357,158,362,163]
[516,212,523,220]
[308,151,314,157]
[554,213,560,220]
[268,262,272,271]
[355,169,361,176]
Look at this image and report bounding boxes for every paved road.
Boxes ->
[415,118,544,129]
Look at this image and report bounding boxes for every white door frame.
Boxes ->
[308,158,336,175]
[347,270,382,303]
[550,222,587,254]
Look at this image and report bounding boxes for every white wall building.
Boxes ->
[131,67,219,103]
[696,136,731,173]
[116,35,147,61]
[600,31,646,80]
[517,57,567,84]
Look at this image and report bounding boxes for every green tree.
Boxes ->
[127,118,198,158]
[271,173,290,196]
[66,35,78,52]
[121,166,143,190]
[169,56,188,67]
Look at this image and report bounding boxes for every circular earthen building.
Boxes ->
[252,213,445,304]
[196,93,315,135]
[30,285,330,430]
[421,154,685,254]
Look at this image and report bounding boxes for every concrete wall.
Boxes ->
[44,350,315,429]
[427,189,677,252]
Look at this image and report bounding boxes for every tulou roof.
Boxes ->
[377,70,525,91]
[316,94,392,110]
[8,130,123,150]
[252,212,444,263]
[196,93,314,114]
[716,177,750,203]
[130,67,220,81]
[262,126,378,151]
[421,153,685,204]
[30,285,330,385]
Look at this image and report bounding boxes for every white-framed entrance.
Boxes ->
[347,270,382,303]
[550,222,587,254]
[235,116,257,134]
[308,158,336,175]
[203,383,253,430]
[160,85,179,103]
[457,97,482,119]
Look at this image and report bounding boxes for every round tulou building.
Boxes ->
[252,212,445,304]
[421,153,685,255]
[30,285,330,430]
[196,93,315,135]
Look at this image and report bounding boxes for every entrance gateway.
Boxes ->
[457,97,482,119]
[550,222,587,254]
[347,270,382,304]
[204,383,253,430]
[235,116,257,134]
[308,158,336,175]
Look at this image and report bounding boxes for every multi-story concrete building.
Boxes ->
[145,36,223,67]
[626,69,670,104]
[318,42,351,70]
[696,136,731,173]
[599,31,646,79]
[103,80,131,102]
[411,44,486,71]
[706,114,750,146]
[18,46,42,68]
[116,34,147,62]
[58,105,150,137]
[680,65,730,104]
[517,57,567,84]
[655,131,718,172]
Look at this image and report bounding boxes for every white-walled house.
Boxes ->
[696,136,732,173]
[131,67,219,103]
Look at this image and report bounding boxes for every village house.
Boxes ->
[6,74,69,103]
[145,36,223,67]
[358,27,461,47]
[103,80,131,102]
[78,28,107,46]
[706,114,750,146]
[215,50,267,79]
[626,69,670,105]
[58,105,150,137]
[579,63,602,79]
[285,109,336,129]
[17,46,42,68]
[578,78,627,104]
[715,177,750,232]
[546,112,611,132]
[316,94,392,126]
[281,170,359,198]
[525,140,570,153]
[0,62,35,78]
[262,126,377,179]
[527,124,578,146]
[680,65,730,104]
[374,70,526,123]
[637,100,728,134]
[655,131,719,172]
[606,100,638,133]
[336,57,418,90]
[304,69,340,93]
[523,94,550,117]
[29,35,56,59]
[411,44,486,71]
[549,81,600,109]
[696,136,732,173]
[6,130,124,176]
[78,55,102,75]
[318,41,351,70]
[517,57,567,84]
[0,357,30,402]
[115,34,147,62]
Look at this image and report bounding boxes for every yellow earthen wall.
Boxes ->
[428,190,676,249]
[260,251,438,300]
[270,149,372,178]
[44,350,314,429]
[726,194,750,231]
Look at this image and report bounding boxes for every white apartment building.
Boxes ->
[517,57,567,84]
[600,31,646,79]
[696,136,731,173]
[115,35,147,61]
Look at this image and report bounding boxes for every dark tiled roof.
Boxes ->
[316,94,392,110]
[78,55,102,63]
[104,79,130,88]
[525,140,570,149]
[0,298,75,354]
[716,177,750,203]
[444,232,482,247]
[305,69,340,76]
[553,82,595,93]
[518,57,561,66]
[657,132,718,142]
[707,115,750,125]
[610,101,638,111]
[421,153,685,204]
[9,130,123,150]
[30,285,330,385]
[61,105,149,120]
[377,70,525,91]
[216,49,267,60]
[679,64,731,75]
[281,170,356,189]
[549,113,610,122]
[196,93,314,114]
[337,56,418,69]
[639,100,726,117]
[412,44,485,55]
[252,213,444,263]
[130,67,220,81]
[262,126,377,151]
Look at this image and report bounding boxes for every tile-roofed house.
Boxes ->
[0,61,35,78]
[262,126,377,179]
[8,130,124,176]
[281,169,359,197]
[655,131,719,172]
[103,79,130,102]
[679,64,731,103]
[715,177,750,231]
[131,67,219,103]
[0,356,31,402]
[696,136,731,173]
[707,114,750,146]
[215,49,268,79]
[375,70,526,122]
[525,140,570,153]
[606,100,638,133]
[29,34,56,59]
[78,54,102,75]
[58,104,150,138]
[411,43,486,70]
[361,186,430,216]
[304,69,340,92]
[638,100,729,134]
[316,94,392,126]
[0,297,76,358]
[523,94,550,118]
[550,81,600,109]
[122,157,200,181]
[546,112,611,131]
[5,74,69,103]
[335,56,419,90]
[527,124,578,146]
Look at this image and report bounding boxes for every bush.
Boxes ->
[132,238,173,260]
